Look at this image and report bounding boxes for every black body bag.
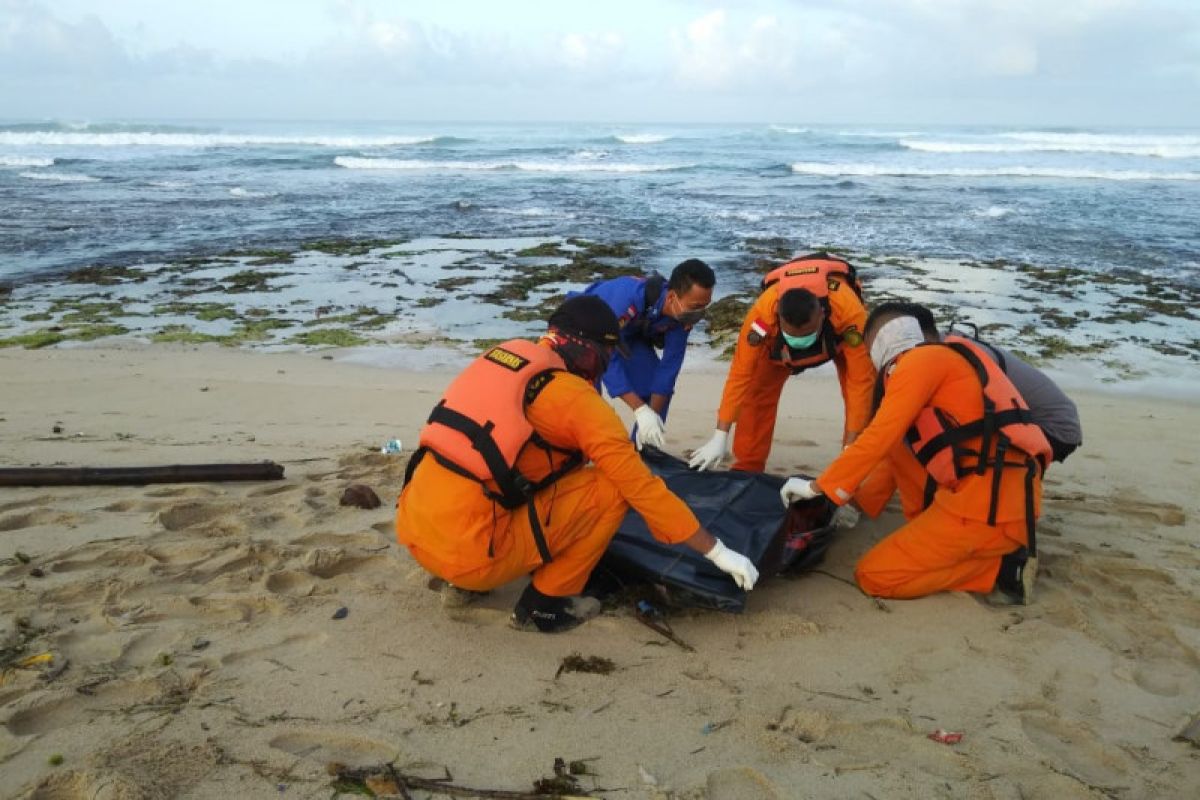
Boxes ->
[597,448,836,612]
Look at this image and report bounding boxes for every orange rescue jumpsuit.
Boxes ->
[717,281,874,472]
[396,367,700,597]
[814,345,1042,599]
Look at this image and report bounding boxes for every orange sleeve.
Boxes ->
[853,460,897,519]
[828,285,875,435]
[527,375,701,544]
[815,348,943,505]
[716,289,778,425]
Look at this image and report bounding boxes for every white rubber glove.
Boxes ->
[831,504,861,529]
[705,539,759,590]
[632,405,666,451]
[688,428,729,471]
[780,477,821,507]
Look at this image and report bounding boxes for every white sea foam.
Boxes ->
[573,149,610,160]
[615,134,670,144]
[769,125,811,134]
[837,130,923,138]
[1,155,54,167]
[20,171,98,182]
[790,162,1200,181]
[334,156,687,173]
[972,205,1013,219]
[229,187,276,198]
[0,132,440,148]
[902,138,1200,158]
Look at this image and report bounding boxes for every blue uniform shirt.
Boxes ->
[572,275,692,400]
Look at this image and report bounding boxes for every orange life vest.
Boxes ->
[891,336,1052,552]
[757,253,862,372]
[409,339,585,561]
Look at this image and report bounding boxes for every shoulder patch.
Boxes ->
[841,327,864,347]
[747,318,770,346]
[524,370,556,403]
[827,278,841,292]
[484,346,530,371]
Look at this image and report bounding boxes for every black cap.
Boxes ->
[548,295,628,355]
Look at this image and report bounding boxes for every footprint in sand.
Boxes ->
[296,531,384,549]
[246,483,301,498]
[0,495,54,514]
[268,729,398,764]
[4,679,160,737]
[156,501,239,532]
[220,632,327,666]
[0,508,76,532]
[1019,714,1130,789]
[143,486,222,499]
[265,569,317,596]
[302,547,391,580]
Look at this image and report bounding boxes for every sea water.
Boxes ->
[2,120,1198,284]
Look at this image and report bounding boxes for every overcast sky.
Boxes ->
[2,0,1198,125]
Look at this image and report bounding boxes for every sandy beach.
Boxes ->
[0,343,1197,799]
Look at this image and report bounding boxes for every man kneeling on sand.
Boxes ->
[395,295,758,632]
[778,301,1052,604]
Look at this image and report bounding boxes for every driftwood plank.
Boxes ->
[0,463,284,487]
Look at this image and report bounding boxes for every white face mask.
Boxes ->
[869,316,925,371]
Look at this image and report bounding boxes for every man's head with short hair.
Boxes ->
[777,288,823,337]
[664,258,715,324]
[668,258,716,295]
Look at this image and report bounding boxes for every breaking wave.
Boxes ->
[790,162,1200,181]
[1,155,55,167]
[19,171,99,182]
[902,137,1200,158]
[613,133,671,144]
[334,156,689,173]
[0,132,451,148]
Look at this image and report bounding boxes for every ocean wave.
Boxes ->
[789,162,1200,181]
[837,130,924,138]
[613,134,670,144]
[972,206,1014,219]
[0,132,447,148]
[20,171,98,182]
[334,156,689,173]
[769,125,811,135]
[1,155,54,167]
[902,138,1200,158]
[229,187,277,199]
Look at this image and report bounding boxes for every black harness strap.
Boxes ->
[427,402,533,509]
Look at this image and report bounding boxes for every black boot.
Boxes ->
[993,547,1037,605]
[510,583,601,633]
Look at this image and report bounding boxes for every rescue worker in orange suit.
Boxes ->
[779,301,1052,604]
[688,253,874,474]
[396,295,759,633]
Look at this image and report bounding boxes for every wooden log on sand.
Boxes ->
[0,462,284,487]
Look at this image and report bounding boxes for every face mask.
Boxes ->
[667,294,706,327]
[545,329,610,383]
[869,316,926,370]
[782,330,819,350]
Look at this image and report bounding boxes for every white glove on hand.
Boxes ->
[831,504,861,529]
[632,405,666,451]
[780,477,821,507]
[705,539,759,590]
[688,428,729,471]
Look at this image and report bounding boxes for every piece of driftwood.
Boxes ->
[0,462,284,487]
[333,764,594,799]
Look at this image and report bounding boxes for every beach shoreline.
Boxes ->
[2,343,1199,799]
